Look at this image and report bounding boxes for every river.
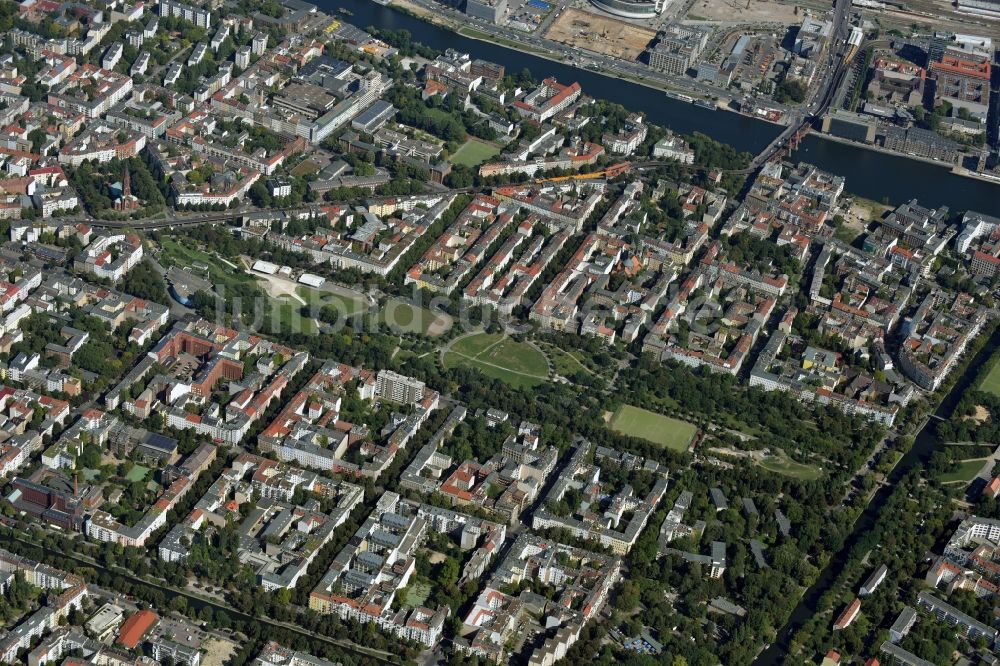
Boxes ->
[315,1,1000,659]
[322,0,1000,212]
[756,324,1000,665]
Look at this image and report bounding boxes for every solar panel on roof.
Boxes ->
[143,432,178,452]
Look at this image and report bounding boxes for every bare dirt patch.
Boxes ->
[964,405,991,425]
[544,8,656,60]
[688,0,804,24]
[201,638,238,666]
[427,551,448,564]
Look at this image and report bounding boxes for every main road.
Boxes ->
[64,155,754,231]
[750,0,854,170]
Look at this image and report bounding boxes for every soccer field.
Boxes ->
[979,361,1000,397]
[609,405,697,452]
[450,139,500,167]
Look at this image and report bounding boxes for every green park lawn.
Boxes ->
[269,295,318,335]
[443,332,548,388]
[758,452,823,481]
[978,361,1000,397]
[939,458,987,484]
[159,238,256,294]
[548,345,593,378]
[450,332,504,357]
[608,405,697,452]
[295,286,367,317]
[381,298,451,336]
[450,139,501,167]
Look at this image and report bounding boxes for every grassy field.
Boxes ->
[269,295,318,335]
[548,345,593,378]
[125,465,150,483]
[758,453,823,481]
[450,139,500,167]
[443,332,549,388]
[833,224,862,245]
[159,238,257,294]
[381,298,452,336]
[608,405,697,452]
[450,332,504,357]
[295,286,367,317]
[852,195,893,219]
[939,458,987,484]
[978,361,1000,397]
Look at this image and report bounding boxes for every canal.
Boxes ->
[323,0,1000,212]
[756,324,1000,665]
[0,530,397,663]
[318,1,1000,660]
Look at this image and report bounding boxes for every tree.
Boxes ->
[773,79,807,104]
[617,581,641,611]
[120,259,169,304]
[168,595,188,613]
[78,443,102,469]
[28,128,47,153]
[317,304,340,326]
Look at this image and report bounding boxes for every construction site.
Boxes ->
[544,7,658,60]
[687,0,808,24]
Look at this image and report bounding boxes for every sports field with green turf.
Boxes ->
[608,405,697,452]
[450,139,500,167]
[978,362,1000,397]
[125,464,150,483]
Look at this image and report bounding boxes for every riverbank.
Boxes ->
[390,0,557,58]
[388,0,729,101]
[953,164,1000,185]
[319,0,1000,209]
[389,1,790,128]
[757,323,1000,665]
[814,130,975,172]
[383,0,1000,190]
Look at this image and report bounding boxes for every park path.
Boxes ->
[439,330,549,383]
[527,340,554,379]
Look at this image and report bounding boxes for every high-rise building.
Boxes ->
[646,26,709,75]
[375,370,425,404]
[159,0,212,28]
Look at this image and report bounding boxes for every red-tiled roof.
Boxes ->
[117,609,158,649]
